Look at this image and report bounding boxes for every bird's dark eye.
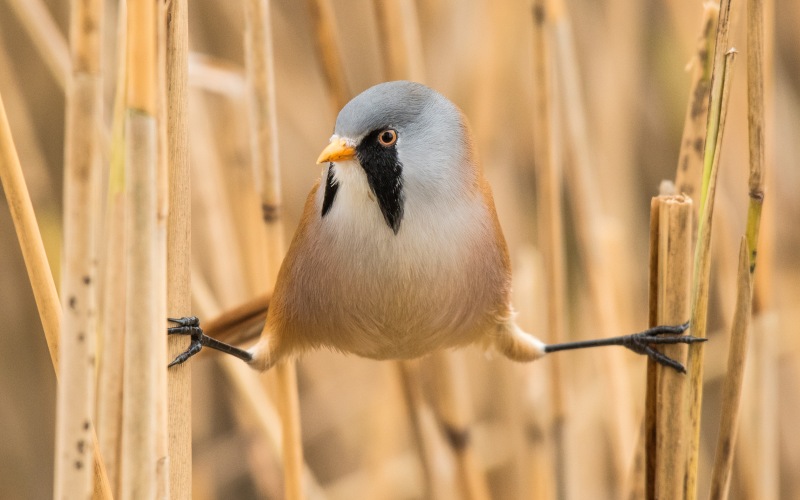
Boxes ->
[378,129,397,147]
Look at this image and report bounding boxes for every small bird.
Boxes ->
[168,81,703,372]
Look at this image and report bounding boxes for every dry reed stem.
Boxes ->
[643,197,661,500]
[745,0,765,281]
[549,0,638,490]
[6,0,70,88]
[165,0,192,497]
[709,238,752,500]
[395,361,452,500]
[305,0,351,110]
[674,4,719,206]
[684,48,737,500]
[374,0,426,82]
[243,1,304,497]
[120,1,161,496]
[121,110,160,499]
[1,87,112,500]
[96,3,128,494]
[430,351,491,500]
[155,3,170,496]
[0,93,61,370]
[653,196,692,499]
[531,1,567,497]
[54,0,103,496]
[700,0,734,210]
[127,0,156,114]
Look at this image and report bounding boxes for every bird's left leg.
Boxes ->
[167,316,254,367]
[494,320,705,373]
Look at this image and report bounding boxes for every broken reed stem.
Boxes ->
[54,0,103,497]
[684,48,737,500]
[549,0,637,491]
[305,0,351,110]
[165,0,193,497]
[243,1,304,498]
[652,196,693,499]
[374,0,426,82]
[95,2,128,494]
[643,197,661,500]
[121,0,162,497]
[709,239,752,500]
[531,1,567,497]
[0,89,113,500]
[674,4,719,205]
[6,0,70,88]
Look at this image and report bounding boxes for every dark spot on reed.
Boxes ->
[69,296,77,310]
[442,424,470,451]
[83,275,91,285]
[262,203,280,222]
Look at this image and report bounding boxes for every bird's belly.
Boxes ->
[269,190,509,360]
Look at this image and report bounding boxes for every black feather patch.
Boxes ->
[321,163,339,217]
[356,130,404,234]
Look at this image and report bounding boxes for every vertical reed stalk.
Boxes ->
[373,0,426,82]
[431,352,491,500]
[243,1,304,497]
[96,2,128,494]
[121,0,162,497]
[305,0,351,110]
[531,1,567,497]
[684,45,738,499]
[651,196,693,499]
[709,239,752,500]
[549,0,639,490]
[54,0,103,497]
[643,196,661,500]
[1,89,113,500]
[165,0,192,497]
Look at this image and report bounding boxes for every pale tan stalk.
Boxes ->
[531,1,567,497]
[642,197,661,500]
[1,88,112,500]
[709,238,752,500]
[54,0,103,497]
[243,1,304,497]
[155,2,170,496]
[684,48,737,500]
[549,0,638,491]
[95,2,128,494]
[120,0,161,497]
[305,0,351,110]
[395,361,453,500]
[653,196,693,499]
[165,0,192,497]
[674,4,719,205]
[6,0,71,88]
[373,0,426,82]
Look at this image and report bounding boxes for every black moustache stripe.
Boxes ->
[321,163,339,218]
[356,130,404,234]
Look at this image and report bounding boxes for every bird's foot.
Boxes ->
[167,316,254,367]
[620,322,706,373]
[168,316,205,367]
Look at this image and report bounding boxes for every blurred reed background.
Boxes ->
[1,0,799,498]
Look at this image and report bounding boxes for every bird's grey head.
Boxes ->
[319,81,473,234]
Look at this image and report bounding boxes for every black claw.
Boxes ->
[167,316,204,367]
[622,324,705,373]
